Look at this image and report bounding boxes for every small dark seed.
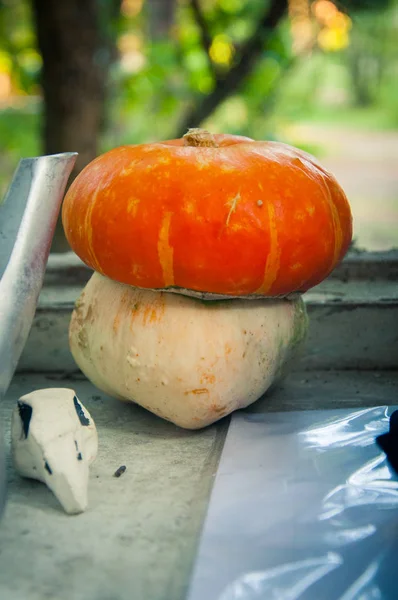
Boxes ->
[114,465,127,478]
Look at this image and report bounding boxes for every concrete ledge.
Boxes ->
[329,249,398,281]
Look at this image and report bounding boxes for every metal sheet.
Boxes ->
[187,406,398,600]
[0,152,77,519]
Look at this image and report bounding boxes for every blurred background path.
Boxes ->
[294,123,398,250]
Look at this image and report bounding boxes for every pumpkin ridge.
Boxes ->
[84,186,102,274]
[327,183,344,273]
[157,211,175,287]
[256,201,281,294]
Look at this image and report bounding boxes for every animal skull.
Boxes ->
[11,388,98,515]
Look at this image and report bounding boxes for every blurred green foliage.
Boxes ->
[0,0,397,197]
[0,0,41,94]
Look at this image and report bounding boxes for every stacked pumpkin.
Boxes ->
[62,129,352,429]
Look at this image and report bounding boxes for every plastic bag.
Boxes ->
[188,406,398,600]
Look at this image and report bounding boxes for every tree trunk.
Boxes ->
[146,0,176,39]
[31,0,111,252]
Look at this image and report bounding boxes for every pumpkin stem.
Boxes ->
[183,128,218,148]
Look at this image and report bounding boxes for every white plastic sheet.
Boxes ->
[187,406,398,600]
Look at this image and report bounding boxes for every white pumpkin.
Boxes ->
[69,273,308,429]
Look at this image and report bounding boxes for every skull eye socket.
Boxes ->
[18,401,33,438]
[73,396,90,426]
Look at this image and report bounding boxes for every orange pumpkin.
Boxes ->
[62,129,352,298]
